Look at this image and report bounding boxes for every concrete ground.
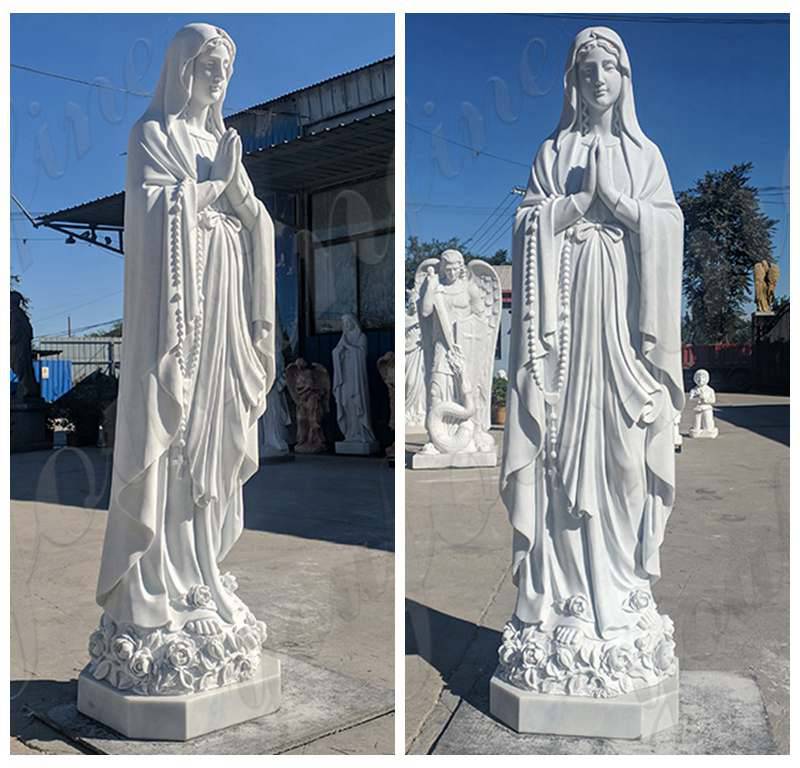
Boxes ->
[405,393,789,754]
[11,448,394,755]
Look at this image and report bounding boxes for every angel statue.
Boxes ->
[754,258,780,314]
[79,24,280,739]
[286,358,331,454]
[493,28,684,737]
[411,249,501,469]
[405,289,427,430]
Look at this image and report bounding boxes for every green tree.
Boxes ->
[84,320,123,338]
[405,236,508,290]
[679,163,778,344]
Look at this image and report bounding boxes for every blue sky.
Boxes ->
[406,13,790,306]
[11,13,394,337]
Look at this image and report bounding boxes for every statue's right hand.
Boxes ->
[211,128,239,186]
[573,135,599,215]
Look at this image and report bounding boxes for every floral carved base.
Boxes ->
[497,593,677,699]
[86,578,268,696]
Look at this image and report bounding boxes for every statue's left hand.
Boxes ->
[595,142,620,210]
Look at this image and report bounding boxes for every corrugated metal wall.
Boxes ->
[34,336,121,384]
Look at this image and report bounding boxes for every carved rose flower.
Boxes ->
[498,637,521,667]
[237,655,256,680]
[626,589,652,611]
[565,595,589,619]
[128,648,153,678]
[653,638,676,672]
[88,630,107,659]
[186,584,215,610]
[221,572,239,593]
[661,615,675,635]
[111,634,136,662]
[253,620,268,645]
[521,643,546,669]
[586,674,611,697]
[166,638,196,669]
[235,626,261,654]
[603,645,634,675]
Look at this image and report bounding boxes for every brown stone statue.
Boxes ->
[754,258,780,313]
[10,291,40,401]
[377,351,395,458]
[285,358,331,453]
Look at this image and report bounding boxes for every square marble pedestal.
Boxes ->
[335,439,380,455]
[490,666,679,739]
[411,449,497,470]
[77,654,281,741]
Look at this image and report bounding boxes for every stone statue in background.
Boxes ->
[78,24,280,740]
[688,368,718,439]
[494,27,684,738]
[377,350,395,458]
[286,358,330,454]
[412,250,501,469]
[332,314,379,455]
[259,331,292,461]
[10,291,40,402]
[405,288,427,430]
[754,258,780,313]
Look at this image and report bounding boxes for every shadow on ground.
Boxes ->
[406,599,500,721]
[713,404,789,447]
[11,678,93,754]
[11,447,394,552]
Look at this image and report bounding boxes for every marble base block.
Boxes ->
[412,449,497,470]
[77,654,281,741]
[335,439,380,455]
[689,428,718,439]
[489,666,679,739]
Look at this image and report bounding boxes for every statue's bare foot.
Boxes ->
[420,442,439,455]
[553,625,581,646]
[185,618,223,636]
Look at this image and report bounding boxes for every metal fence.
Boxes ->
[33,335,121,384]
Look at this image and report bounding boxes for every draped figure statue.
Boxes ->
[83,24,277,701]
[332,314,379,453]
[494,28,684,716]
[404,289,427,430]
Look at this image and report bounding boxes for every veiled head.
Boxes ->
[148,23,236,136]
[554,26,644,148]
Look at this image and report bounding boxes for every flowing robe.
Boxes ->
[501,130,684,640]
[333,327,376,443]
[96,119,275,632]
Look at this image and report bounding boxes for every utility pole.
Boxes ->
[67,316,72,337]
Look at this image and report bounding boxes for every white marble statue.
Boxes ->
[405,288,427,430]
[332,314,379,454]
[258,331,292,460]
[688,368,718,438]
[493,27,684,737]
[78,23,280,739]
[412,250,501,469]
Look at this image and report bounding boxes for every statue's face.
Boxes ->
[191,41,231,108]
[577,46,622,113]
[441,258,463,285]
[694,370,709,387]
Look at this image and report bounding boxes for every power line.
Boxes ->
[11,63,152,97]
[408,122,531,169]
[463,192,514,246]
[471,195,519,252]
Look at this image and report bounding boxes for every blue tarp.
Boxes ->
[10,359,73,402]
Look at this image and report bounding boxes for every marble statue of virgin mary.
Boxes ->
[86,23,276,697]
[496,27,684,707]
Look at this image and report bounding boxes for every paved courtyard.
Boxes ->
[405,393,789,754]
[11,448,394,755]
